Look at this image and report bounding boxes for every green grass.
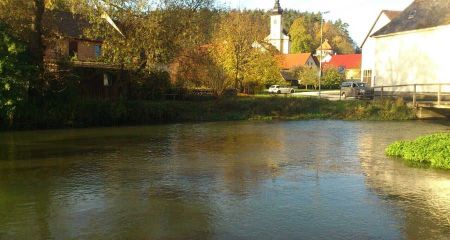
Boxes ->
[386,133,450,170]
[4,96,416,130]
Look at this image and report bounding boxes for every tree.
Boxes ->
[294,66,318,89]
[0,25,35,126]
[211,12,266,91]
[242,50,283,93]
[322,67,345,89]
[289,17,313,53]
[170,45,234,97]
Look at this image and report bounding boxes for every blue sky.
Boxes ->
[218,0,414,46]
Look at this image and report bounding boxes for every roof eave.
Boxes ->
[372,24,450,38]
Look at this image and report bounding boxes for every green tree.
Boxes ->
[322,68,344,89]
[289,17,313,53]
[294,66,318,89]
[0,25,35,126]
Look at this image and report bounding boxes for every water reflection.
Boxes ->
[356,123,450,239]
[0,121,449,239]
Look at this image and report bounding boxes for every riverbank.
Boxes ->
[386,133,450,170]
[3,96,416,130]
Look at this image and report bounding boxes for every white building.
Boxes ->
[360,10,401,86]
[315,39,334,63]
[365,0,450,92]
[266,0,290,54]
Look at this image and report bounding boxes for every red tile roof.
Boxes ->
[277,53,313,69]
[324,54,361,69]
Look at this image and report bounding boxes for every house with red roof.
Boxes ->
[324,54,362,81]
[276,53,319,85]
[277,53,318,70]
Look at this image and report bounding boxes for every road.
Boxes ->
[294,90,342,101]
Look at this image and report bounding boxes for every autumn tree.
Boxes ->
[241,50,283,93]
[211,12,267,91]
[294,66,318,90]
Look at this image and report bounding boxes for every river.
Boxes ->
[0,121,449,239]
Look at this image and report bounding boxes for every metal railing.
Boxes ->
[373,83,450,107]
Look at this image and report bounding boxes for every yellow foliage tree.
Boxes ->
[211,12,282,93]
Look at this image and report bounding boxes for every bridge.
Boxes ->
[372,83,450,119]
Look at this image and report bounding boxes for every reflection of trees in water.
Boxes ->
[356,123,450,239]
[0,126,213,239]
[165,123,289,197]
[2,122,450,238]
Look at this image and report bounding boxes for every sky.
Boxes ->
[219,0,414,47]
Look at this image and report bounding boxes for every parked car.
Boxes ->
[268,85,295,94]
[340,81,374,99]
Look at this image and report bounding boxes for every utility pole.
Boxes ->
[318,11,329,99]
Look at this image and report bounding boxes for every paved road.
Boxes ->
[294,90,342,101]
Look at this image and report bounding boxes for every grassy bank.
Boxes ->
[386,133,450,170]
[3,97,415,130]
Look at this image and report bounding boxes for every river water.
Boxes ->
[0,121,449,239]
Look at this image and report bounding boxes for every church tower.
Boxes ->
[268,0,290,54]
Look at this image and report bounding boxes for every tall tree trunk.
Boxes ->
[30,0,45,86]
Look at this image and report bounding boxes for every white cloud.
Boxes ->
[219,0,414,46]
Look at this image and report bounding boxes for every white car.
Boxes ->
[268,85,295,94]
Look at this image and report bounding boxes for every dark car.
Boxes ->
[340,81,374,99]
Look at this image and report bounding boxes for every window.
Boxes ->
[69,41,78,58]
[341,82,351,87]
[363,70,372,85]
[273,19,277,25]
[94,45,102,58]
[356,83,366,87]
[408,10,416,20]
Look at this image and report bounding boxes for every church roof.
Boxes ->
[277,53,314,70]
[373,0,450,37]
[324,54,362,69]
[270,0,283,15]
[317,39,333,51]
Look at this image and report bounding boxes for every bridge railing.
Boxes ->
[372,83,450,107]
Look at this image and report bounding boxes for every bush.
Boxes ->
[386,133,450,170]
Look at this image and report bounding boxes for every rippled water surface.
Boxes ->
[1,121,450,239]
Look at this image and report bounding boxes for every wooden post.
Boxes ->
[413,84,417,107]
[438,84,442,106]
[380,87,384,99]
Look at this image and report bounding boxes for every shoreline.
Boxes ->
[1,97,417,131]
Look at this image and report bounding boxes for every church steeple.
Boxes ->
[271,0,283,15]
[268,0,289,54]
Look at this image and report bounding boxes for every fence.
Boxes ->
[373,83,450,107]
